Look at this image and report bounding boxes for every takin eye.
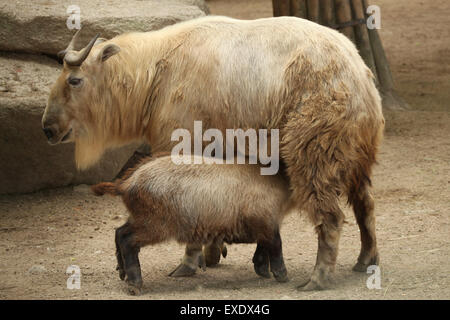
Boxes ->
[67,77,83,88]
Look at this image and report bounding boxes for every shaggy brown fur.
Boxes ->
[93,155,293,244]
[93,155,293,294]
[43,16,385,290]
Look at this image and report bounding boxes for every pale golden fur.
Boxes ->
[43,16,383,169]
[44,16,385,289]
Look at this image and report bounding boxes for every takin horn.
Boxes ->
[58,29,100,66]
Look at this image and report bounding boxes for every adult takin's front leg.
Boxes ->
[169,241,228,277]
[116,222,143,295]
[169,243,204,277]
[298,203,344,291]
[350,185,379,272]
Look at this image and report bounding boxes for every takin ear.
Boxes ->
[97,44,120,63]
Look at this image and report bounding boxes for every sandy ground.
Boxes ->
[0,0,449,299]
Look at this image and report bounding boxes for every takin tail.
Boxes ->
[91,182,121,196]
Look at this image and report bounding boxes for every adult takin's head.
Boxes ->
[42,29,121,169]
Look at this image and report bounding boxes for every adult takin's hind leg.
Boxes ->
[298,202,344,291]
[280,93,382,290]
[350,184,379,272]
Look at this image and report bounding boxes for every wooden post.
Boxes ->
[272,0,281,16]
[290,0,308,18]
[334,0,355,42]
[271,0,409,110]
[319,0,335,27]
[362,0,408,109]
[307,0,320,22]
[362,0,393,90]
[273,0,291,16]
[351,0,378,84]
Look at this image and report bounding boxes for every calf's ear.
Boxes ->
[98,44,120,62]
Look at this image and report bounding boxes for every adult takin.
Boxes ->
[92,155,294,295]
[42,16,385,290]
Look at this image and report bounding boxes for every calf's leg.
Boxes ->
[115,223,128,281]
[116,222,143,295]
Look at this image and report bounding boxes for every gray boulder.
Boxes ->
[0,0,208,56]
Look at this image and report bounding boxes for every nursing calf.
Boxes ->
[92,155,294,295]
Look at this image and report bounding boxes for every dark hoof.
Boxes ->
[127,284,142,296]
[272,268,289,283]
[168,263,197,277]
[297,280,324,291]
[352,262,369,272]
[116,265,126,281]
[126,278,143,296]
[254,263,271,279]
[352,254,380,272]
[297,278,329,291]
[221,245,228,258]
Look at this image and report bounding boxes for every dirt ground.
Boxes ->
[0,0,449,300]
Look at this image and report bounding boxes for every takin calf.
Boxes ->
[92,155,294,295]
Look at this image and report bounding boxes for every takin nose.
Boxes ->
[43,127,55,140]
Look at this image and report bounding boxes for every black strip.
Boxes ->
[330,18,367,30]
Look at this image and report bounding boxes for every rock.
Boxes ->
[185,0,210,14]
[0,0,208,56]
[28,265,47,274]
[0,52,137,194]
